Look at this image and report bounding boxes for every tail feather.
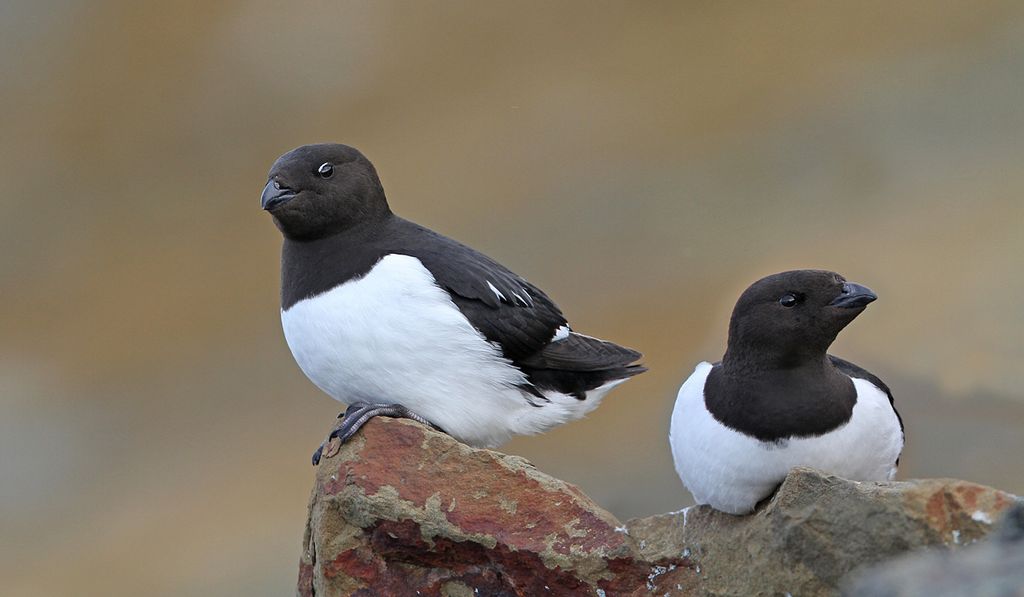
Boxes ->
[518,332,642,372]
[517,332,646,399]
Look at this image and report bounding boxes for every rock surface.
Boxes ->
[630,467,1018,596]
[843,502,1024,597]
[297,417,683,596]
[298,417,1017,596]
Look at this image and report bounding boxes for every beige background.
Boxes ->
[2,2,1023,595]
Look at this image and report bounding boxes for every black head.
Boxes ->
[261,144,392,240]
[723,269,877,368]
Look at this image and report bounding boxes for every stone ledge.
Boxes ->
[298,417,1017,597]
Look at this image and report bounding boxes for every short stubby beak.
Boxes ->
[830,282,878,309]
[261,179,296,210]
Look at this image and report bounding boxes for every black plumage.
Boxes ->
[703,270,904,446]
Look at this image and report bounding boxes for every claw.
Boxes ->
[309,402,443,466]
[322,436,342,460]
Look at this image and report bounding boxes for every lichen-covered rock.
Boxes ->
[626,467,1017,596]
[842,501,1024,597]
[297,418,1017,597]
[298,417,692,596]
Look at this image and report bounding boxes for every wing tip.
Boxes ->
[606,363,648,382]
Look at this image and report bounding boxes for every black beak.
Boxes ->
[261,180,296,210]
[830,282,877,309]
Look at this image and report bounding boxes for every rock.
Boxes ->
[298,417,693,596]
[628,467,1018,596]
[842,501,1024,596]
[298,417,1017,596]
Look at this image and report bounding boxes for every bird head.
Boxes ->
[724,269,877,368]
[261,143,391,240]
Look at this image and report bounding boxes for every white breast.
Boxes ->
[669,362,904,514]
[280,254,607,447]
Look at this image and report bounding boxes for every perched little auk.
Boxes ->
[669,270,904,514]
[261,144,646,464]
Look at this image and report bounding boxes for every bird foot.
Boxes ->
[311,402,439,465]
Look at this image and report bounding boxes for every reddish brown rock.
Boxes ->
[297,418,1017,597]
[298,417,692,596]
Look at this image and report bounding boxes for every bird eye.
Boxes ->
[317,163,334,178]
[779,294,798,307]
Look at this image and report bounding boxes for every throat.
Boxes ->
[704,359,856,442]
[280,222,390,311]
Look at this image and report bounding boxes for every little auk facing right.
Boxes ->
[669,270,904,514]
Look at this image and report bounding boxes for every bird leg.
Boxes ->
[311,402,441,465]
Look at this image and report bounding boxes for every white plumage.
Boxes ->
[669,361,904,515]
[281,254,616,448]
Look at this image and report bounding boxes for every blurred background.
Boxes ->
[3,1,1023,595]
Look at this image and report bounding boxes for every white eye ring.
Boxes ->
[317,162,334,178]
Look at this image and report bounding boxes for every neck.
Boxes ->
[721,347,832,377]
[705,349,855,442]
[279,218,392,310]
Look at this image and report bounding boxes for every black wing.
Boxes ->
[829,355,905,436]
[393,218,567,363]
[393,219,645,398]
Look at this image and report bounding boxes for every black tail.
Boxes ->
[517,333,646,399]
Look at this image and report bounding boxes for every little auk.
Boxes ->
[261,144,646,464]
[669,269,904,514]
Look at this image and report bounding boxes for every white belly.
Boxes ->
[280,254,604,447]
[669,362,904,514]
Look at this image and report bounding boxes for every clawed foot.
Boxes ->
[311,402,440,465]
